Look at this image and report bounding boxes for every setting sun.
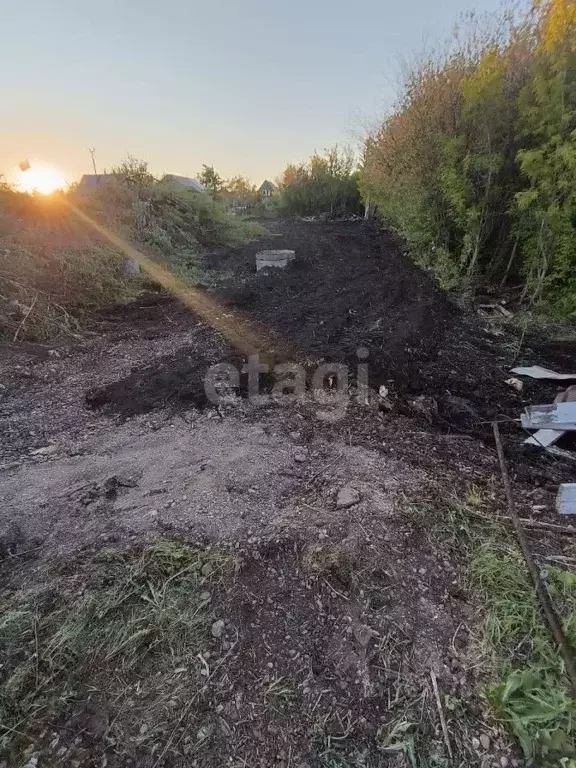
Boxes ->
[15,163,67,195]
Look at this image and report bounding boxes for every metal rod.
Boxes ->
[492,422,576,696]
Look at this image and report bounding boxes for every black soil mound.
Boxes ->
[86,218,576,439]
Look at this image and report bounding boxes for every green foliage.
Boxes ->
[0,160,264,340]
[279,145,361,216]
[198,164,224,197]
[109,154,157,186]
[223,175,258,209]
[363,1,576,316]
[470,544,576,764]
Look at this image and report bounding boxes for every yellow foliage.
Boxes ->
[535,0,576,51]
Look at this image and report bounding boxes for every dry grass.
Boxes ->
[0,177,265,341]
[0,541,233,761]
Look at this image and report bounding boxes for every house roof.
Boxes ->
[258,180,275,192]
[163,174,206,193]
[78,174,115,189]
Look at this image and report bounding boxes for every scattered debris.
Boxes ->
[29,445,57,456]
[511,365,576,381]
[557,484,576,516]
[505,377,523,392]
[513,367,576,450]
[555,385,576,403]
[522,403,576,431]
[0,522,25,559]
[478,303,513,318]
[430,669,453,761]
[524,429,565,448]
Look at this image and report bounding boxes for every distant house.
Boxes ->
[258,180,275,199]
[162,174,206,193]
[77,174,115,192]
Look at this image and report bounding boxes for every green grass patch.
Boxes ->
[470,544,576,765]
[403,486,576,764]
[0,540,233,760]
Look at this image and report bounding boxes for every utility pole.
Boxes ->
[88,148,98,175]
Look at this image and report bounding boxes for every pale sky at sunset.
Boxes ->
[2,0,507,187]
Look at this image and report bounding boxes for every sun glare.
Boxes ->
[15,163,67,195]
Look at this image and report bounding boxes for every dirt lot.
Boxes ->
[1,219,575,767]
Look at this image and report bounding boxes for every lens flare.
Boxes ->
[15,163,67,195]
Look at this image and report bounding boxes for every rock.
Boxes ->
[200,591,211,602]
[201,562,213,577]
[480,734,490,750]
[30,445,57,456]
[294,451,308,463]
[500,758,509,768]
[472,737,480,750]
[336,486,360,509]
[353,625,373,648]
[211,620,225,638]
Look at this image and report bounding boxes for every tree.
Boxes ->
[279,146,360,216]
[110,155,156,186]
[224,175,257,207]
[198,165,224,196]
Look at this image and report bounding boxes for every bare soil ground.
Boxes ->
[1,219,575,767]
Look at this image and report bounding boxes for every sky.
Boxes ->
[1,0,509,186]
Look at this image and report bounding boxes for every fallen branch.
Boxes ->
[13,293,38,342]
[430,669,453,761]
[453,501,576,535]
[493,423,576,697]
[519,519,576,535]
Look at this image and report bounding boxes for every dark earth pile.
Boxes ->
[86,218,576,443]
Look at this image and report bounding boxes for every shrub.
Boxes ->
[279,146,362,216]
[362,0,576,317]
[0,161,265,340]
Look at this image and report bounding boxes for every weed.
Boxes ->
[264,676,299,710]
[470,543,576,764]
[402,484,503,554]
[376,719,418,766]
[403,486,576,764]
[302,544,356,590]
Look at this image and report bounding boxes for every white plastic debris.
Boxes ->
[522,403,576,431]
[505,377,523,392]
[524,429,565,448]
[511,365,576,380]
[557,484,576,515]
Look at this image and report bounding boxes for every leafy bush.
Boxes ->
[279,146,362,216]
[0,161,264,340]
[362,0,576,316]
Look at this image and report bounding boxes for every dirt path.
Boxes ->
[1,218,575,767]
